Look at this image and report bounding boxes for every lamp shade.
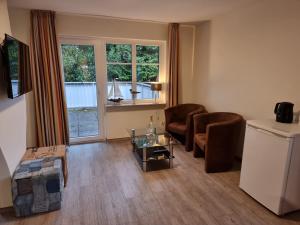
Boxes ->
[150,83,162,91]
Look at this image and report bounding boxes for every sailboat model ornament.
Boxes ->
[108,78,124,103]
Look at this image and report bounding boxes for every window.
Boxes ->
[106,44,132,100]
[106,41,164,102]
[136,45,159,99]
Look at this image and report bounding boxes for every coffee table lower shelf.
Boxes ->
[133,145,174,172]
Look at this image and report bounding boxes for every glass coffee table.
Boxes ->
[128,128,179,171]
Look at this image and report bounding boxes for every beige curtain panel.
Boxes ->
[30,10,69,147]
[167,23,180,107]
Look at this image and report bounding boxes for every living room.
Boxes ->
[1,0,300,224]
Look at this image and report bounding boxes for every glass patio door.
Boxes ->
[59,39,104,143]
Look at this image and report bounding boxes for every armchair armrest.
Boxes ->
[206,120,236,140]
[185,109,207,151]
[206,120,240,155]
[186,108,207,125]
[186,109,207,134]
[193,113,210,134]
[194,112,239,133]
[164,106,179,128]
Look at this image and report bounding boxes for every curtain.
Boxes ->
[30,10,69,147]
[167,23,180,107]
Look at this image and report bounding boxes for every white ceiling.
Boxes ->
[8,0,257,23]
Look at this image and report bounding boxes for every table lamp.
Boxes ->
[151,82,162,103]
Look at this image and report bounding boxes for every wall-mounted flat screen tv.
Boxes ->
[3,34,32,99]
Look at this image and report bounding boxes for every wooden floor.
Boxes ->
[1,140,300,225]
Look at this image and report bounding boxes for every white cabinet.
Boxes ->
[240,120,300,215]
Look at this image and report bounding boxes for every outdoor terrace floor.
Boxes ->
[68,107,99,138]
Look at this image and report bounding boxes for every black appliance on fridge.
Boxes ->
[274,102,294,123]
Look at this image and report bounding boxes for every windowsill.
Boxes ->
[105,102,166,112]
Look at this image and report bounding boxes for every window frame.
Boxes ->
[104,38,166,105]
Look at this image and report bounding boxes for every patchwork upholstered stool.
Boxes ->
[12,157,64,217]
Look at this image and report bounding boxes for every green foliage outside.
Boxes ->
[62,44,96,82]
[107,44,159,82]
[136,45,159,63]
[107,64,132,81]
[136,45,159,82]
[137,65,159,82]
[62,44,160,83]
[106,44,132,82]
[106,44,132,63]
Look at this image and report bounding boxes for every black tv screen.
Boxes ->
[4,34,32,99]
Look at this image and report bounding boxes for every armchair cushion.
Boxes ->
[194,133,206,150]
[167,122,186,135]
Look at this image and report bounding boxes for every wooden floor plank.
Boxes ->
[1,140,300,225]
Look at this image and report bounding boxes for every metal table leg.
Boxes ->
[131,129,135,152]
[143,147,147,171]
[169,137,174,168]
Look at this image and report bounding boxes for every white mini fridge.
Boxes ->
[240,119,300,215]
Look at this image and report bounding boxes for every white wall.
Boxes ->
[0,0,27,208]
[8,8,195,142]
[56,13,168,41]
[179,26,195,103]
[7,7,36,148]
[106,108,165,139]
[193,0,300,120]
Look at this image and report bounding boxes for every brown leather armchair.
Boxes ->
[193,112,245,173]
[165,104,207,151]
